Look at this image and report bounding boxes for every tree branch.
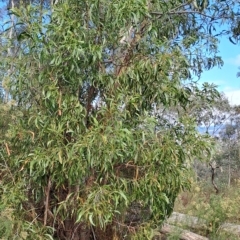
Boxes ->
[151,10,217,20]
[44,177,51,226]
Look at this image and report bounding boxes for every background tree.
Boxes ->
[0,0,239,239]
[212,106,240,186]
[193,92,231,135]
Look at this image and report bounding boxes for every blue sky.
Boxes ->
[199,37,240,106]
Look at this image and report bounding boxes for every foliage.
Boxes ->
[194,92,231,135]
[0,0,239,239]
[207,105,240,187]
[191,97,240,185]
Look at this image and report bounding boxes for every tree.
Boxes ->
[212,105,240,186]
[0,0,238,239]
[192,92,231,135]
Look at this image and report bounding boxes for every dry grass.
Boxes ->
[174,180,240,239]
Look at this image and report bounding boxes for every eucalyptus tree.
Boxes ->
[212,106,240,186]
[193,92,231,135]
[1,0,239,239]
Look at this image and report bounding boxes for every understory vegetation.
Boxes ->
[175,179,240,239]
[0,0,240,239]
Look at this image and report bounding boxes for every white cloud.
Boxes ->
[224,89,240,106]
[226,54,240,66]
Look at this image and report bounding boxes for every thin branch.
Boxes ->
[90,225,96,240]
[168,0,193,13]
[4,142,10,156]
[151,10,218,20]
[0,151,15,184]
[71,223,83,240]
[44,177,51,226]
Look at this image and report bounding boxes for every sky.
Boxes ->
[198,36,240,106]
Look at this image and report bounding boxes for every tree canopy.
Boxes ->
[0,0,239,239]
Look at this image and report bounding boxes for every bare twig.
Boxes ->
[44,177,52,226]
[90,225,96,240]
[168,1,193,13]
[71,223,82,240]
[151,10,221,20]
[4,142,10,156]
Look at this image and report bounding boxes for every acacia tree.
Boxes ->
[1,0,239,239]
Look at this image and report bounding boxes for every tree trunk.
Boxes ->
[228,155,231,187]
